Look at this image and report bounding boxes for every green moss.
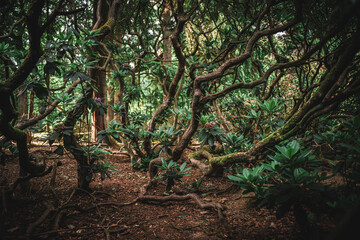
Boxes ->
[188,149,212,160]
[94,18,116,35]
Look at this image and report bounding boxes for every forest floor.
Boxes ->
[1,144,338,240]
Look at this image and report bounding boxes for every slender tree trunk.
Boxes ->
[162,0,171,65]
[107,84,114,122]
[28,90,35,119]
[143,1,190,155]
[213,99,230,132]
[90,63,107,141]
[17,85,28,120]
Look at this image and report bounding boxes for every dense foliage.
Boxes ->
[1,0,360,238]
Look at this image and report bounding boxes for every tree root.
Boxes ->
[188,149,224,176]
[11,166,53,192]
[138,192,225,220]
[189,158,211,175]
[26,202,55,235]
[18,178,225,238]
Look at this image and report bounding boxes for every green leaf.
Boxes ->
[227,175,243,182]
[54,145,64,155]
[242,169,250,179]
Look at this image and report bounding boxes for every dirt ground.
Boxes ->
[1,145,337,240]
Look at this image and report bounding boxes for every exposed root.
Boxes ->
[188,149,224,176]
[138,192,226,220]
[16,176,225,238]
[189,158,211,175]
[11,166,53,192]
[26,202,55,235]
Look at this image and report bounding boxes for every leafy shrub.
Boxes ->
[228,140,331,231]
[189,177,204,192]
[149,125,182,155]
[222,133,250,153]
[258,98,284,114]
[197,121,226,149]
[155,158,191,192]
[131,156,152,171]
[80,145,118,182]
[312,117,360,188]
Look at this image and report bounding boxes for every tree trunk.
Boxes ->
[107,84,114,122]
[162,0,171,65]
[90,64,107,141]
[63,86,93,190]
[213,99,230,132]
[28,90,35,119]
[90,0,120,142]
[17,85,28,120]
[143,1,189,156]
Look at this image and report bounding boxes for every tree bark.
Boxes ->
[90,0,120,142]
[17,85,28,120]
[107,84,114,122]
[90,63,107,141]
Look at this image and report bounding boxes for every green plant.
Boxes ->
[228,140,331,232]
[258,98,284,114]
[97,120,123,144]
[131,156,152,171]
[312,117,360,187]
[244,109,261,119]
[170,107,192,127]
[197,122,226,149]
[149,125,182,155]
[111,103,126,116]
[222,133,249,153]
[80,145,118,182]
[190,177,204,192]
[228,165,269,198]
[156,158,191,192]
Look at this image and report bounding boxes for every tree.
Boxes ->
[1,0,359,188]
[167,0,360,174]
[0,0,84,177]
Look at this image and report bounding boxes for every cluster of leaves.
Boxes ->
[149,125,182,155]
[311,117,360,195]
[197,115,226,149]
[170,107,192,127]
[228,140,331,222]
[222,133,250,153]
[155,157,191,192]
[81,145,118,182]
[131,156,153,171]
